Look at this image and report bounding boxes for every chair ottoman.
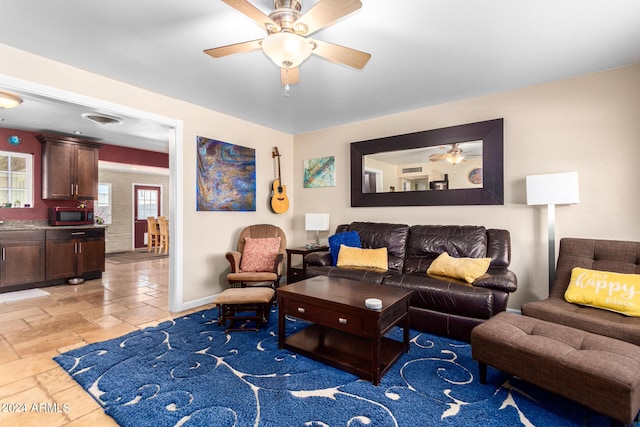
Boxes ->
[214,287,275,332]
[471,312,640,426]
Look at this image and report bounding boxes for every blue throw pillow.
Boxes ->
[328,231,361,266]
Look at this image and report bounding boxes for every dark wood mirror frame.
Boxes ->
[350,118,504,207]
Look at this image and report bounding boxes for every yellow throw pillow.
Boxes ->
[564,267,640,317]
[336,245,388,271]
[427,252,491,283]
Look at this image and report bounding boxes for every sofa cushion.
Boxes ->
[521,297,640,346]
[564,267,640,317]
[337,245,388,271]
[427,252,491,283]
[404,225,488,273]
[347,222,409,272]
[305,265,389,285]
[328,231,361,266]
[383,272,498,319]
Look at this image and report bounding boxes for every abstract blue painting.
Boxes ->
[197,136,256,211]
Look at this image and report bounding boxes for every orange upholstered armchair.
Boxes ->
[225,224,287,289]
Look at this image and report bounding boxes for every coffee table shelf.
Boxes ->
[283,324,406,382]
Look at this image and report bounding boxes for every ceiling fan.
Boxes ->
[204,0,371,89]
[429,144,467,164]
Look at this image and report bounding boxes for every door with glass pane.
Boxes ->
[134,185,161,249]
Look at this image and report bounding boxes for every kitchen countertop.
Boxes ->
[0,221,107,231]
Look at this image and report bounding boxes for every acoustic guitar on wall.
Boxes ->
[270,147,289,214]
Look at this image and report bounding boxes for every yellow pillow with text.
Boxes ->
[427,252,491,283]
[564,267,640,317]
[336,245,388,271]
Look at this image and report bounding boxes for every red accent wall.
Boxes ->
[99,144,168,168]
[0,128,168,220]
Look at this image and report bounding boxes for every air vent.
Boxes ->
[402,166,422,174]
[82,113,123,126]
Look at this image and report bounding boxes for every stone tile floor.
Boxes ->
[0,257,214,426]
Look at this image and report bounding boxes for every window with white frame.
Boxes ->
[96,183,112,224]
[0,151,33,208]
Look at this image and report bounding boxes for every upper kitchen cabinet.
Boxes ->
[38,134,101,200]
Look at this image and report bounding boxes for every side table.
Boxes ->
[286,245,328,284]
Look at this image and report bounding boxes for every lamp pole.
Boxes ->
[547,204,556,292]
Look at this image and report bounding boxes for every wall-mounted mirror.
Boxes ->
[351,119,504,207]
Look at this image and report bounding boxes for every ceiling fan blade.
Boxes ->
[310,39,370,69]
[280,67,300,85]
[203,39,263,58]
[222,0,280,32]
[429,154,448,161]
[294,0,362,35]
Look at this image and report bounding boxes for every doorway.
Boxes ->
[0,74,182,312]
[133,185,162,249]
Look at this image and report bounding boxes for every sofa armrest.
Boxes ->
[304,251,332,267]
[472,268,518,293]
[225,251,241,273]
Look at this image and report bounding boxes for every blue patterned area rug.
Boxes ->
[55,307,617,427]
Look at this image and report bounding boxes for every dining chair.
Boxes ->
[146,216,160,253]
[157,216,169,254]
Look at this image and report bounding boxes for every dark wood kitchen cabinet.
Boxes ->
[0,230,46,288]
[38,134,101,200]
[45,228,105,280]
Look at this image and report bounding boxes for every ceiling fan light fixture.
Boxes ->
[262,32,312,68]
[447,155,464,164]
[0,91,23,109]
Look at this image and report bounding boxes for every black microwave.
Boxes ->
[48,207,94,226]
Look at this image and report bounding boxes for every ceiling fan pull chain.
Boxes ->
[282,61,292,97]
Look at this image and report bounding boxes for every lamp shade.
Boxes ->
[305,213,330,231]
[262,32,313,68]
[526,172,579,206]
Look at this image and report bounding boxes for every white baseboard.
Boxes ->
[176,294,218,312]
[506,308,522,315]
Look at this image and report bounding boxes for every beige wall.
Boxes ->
[293,63,640,309]
[2,41,638,311]
[0,43,294,309]
[98,168,170,253]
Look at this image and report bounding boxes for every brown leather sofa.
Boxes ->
[304,222,518,342]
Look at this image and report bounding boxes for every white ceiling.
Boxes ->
[0,0,639,152]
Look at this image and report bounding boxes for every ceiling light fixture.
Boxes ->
[261,32,313,69]
[446,155,464,164]
[204,0,370,93]
[0,91,23,109]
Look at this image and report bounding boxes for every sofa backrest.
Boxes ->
[405,225,508,273]
[334,222,511,274]
[551,238,640,299]
[345,222,409,272]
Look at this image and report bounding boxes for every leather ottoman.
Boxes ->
[471,311,640,426]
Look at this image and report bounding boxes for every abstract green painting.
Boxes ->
[303,156,335,188]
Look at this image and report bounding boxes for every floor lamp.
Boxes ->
[305,213,330,247]
[526,172,579,292]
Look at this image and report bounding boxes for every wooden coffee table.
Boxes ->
[277,275,413,385]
